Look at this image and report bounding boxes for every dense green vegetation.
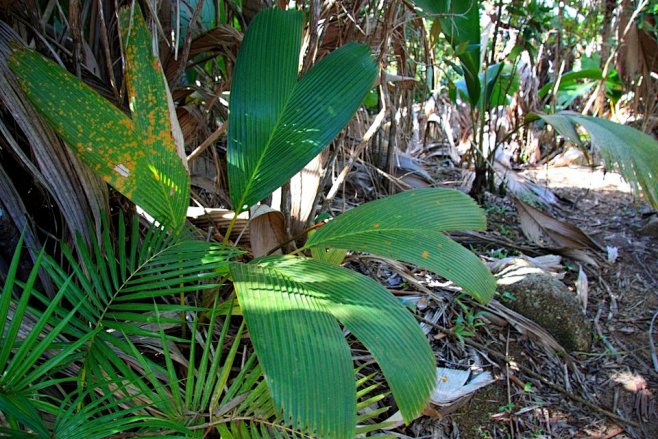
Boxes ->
[1,0,657,437]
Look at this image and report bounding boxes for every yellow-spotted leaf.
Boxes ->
[8,4,189,231]
[304,188,496,303]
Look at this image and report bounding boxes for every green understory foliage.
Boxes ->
[413,0,658,205]
[5,5,497,438]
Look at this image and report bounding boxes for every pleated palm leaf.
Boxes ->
[224,7,497,439]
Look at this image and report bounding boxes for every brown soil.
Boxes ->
[397,165,657,438]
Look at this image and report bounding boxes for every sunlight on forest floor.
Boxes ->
[523,165,633,193]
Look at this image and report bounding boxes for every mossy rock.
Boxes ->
[496,261,592,352]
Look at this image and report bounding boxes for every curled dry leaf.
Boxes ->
[249,205,287,257]
[514,197,604,266]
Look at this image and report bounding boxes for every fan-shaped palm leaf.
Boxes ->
[304,188,496,303]
[531,112,658,208]
[230,260,355,438]
[230,255,437,438]
[8,4,189,231]
[227,8,378,212]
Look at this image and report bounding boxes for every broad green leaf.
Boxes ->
[538,69,624,106]
[254,256,436,424]
[414,0,481,105]
[8,4,190,231]
[230,261,355,439]
[308,229,347,265]
[304,188,496,303]
[453,63,520,109]
[228,8,378,212]
[530,112,658,209]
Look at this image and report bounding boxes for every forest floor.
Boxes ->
[385,165,657,438]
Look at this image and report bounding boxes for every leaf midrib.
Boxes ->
[80,240,187,380]
[234,74,301,213]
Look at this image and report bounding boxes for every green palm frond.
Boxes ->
[51,385,187,439]
[230,260,355,438]
[0,394,47,437]
[114,297,249,431]
[355,371,395,435]
[228,8,377,212]
[304,188,496,303]
[255,256,435,423]
[357,379,387,417]
[531,112,658,208]
[35,213,239,390]
[230,255,437,437]
[0,234,90,435]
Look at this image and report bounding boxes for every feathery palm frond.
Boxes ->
[0,234,90,436]
[35,213,239,390]
[51,384,188,439]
